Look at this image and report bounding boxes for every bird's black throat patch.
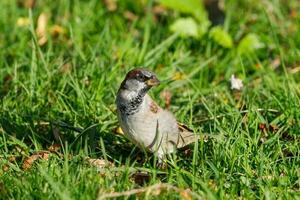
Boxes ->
[119,87,148,115]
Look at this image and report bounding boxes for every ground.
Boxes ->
[0,0,299,199]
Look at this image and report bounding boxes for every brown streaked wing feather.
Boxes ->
[176,122,198,148]
[177,122,193,132]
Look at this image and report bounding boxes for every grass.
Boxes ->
[0,0,300,199]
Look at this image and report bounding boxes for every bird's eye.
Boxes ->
[136,73,145,80]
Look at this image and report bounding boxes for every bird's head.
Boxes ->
[120,68,160,93]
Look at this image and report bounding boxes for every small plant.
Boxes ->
[159,0,264,53]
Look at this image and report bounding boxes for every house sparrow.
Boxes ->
[116,68,197,163]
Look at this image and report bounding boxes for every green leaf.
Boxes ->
[170,18,199,38]
[159,0,210,38]
[209,26,233,48]
[159,0,209,23]
[159,0,202,15]
[238,33,265,54]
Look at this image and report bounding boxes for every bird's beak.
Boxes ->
[145,76,160,86]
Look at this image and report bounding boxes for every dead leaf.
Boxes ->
[14,145,27,156]
[47,144,61,152]
[258,123,267,132]
[86,158,114,176]
[41,152,49,160]
[229,74,243,90]
[22,151,50,170]
[289,8,297,19]
[270,57,281,69]
[152,5,167,15]
[258,123,269,144]
[131,172,151,185]
[152,5,168,22]
[123,11,138,21]
[160,90,172,109]
[97,183,202,200]
[103,0,117,11]
[2,164,10,172]
[36,13,48,46]
[8,156,16,162]
[86,158,113,169]
[50,25,66,37]
[59,62,72,74]
[255,63,262,70]
[288,65,300,74]
[22,154,40,170]
[258,123,279,134]
[24,0,36,8]
[17,0,36,8]
[179,189,192,200]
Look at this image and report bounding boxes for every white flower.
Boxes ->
[230,75,243,90]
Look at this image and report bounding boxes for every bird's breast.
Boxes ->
[117,100,158,149]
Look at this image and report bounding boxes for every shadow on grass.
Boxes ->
[0,110,144,165]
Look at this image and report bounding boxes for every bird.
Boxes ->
[115,68,198,164]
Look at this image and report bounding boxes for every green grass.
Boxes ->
[0,0,300,199]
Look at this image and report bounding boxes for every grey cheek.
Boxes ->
[126,80,139,90]
[144,72,152,79]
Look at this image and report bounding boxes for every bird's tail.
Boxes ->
[176,123,199,149]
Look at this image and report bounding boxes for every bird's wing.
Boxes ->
[176,122,199,148]
[146,120,163,151]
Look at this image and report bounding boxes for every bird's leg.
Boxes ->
[156,152,167,169]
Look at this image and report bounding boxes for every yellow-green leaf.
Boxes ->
[209,26,233,48]
[160,0,203,20]
[159,0,209,26]
[170,18,199,38]
[238,33,264,54]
